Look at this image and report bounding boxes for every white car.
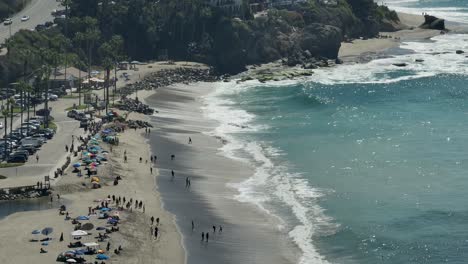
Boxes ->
[48,94,58,101]
[3,19,12,25]
[0,122,3,129]
[21,16,29,22]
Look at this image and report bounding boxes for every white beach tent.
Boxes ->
[70,230,88,236]
[84,242,100,247]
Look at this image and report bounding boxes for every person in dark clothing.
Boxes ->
[151,216,154,225]
[154,227,158,239]
[201,232,205,241]
[206,232,209,242]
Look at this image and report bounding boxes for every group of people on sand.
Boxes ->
[150,216,161,239]
[199,224,223,243]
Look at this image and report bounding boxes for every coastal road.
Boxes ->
[0,0,61,44]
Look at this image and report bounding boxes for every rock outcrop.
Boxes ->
[420,15,445,30]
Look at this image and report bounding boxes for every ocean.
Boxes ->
[202,1,468,263]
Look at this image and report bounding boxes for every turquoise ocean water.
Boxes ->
[203,1,468,263]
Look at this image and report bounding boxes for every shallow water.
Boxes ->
[203,12,468,262]
[0,197,56,220]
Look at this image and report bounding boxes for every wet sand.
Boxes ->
[145,84,299,264]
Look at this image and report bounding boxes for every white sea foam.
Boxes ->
[200,29,468,264]
[202,81,338,264]
[309,34,468,85]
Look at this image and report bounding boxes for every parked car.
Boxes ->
[36,109,50,116]
[11,151,28,160]
[18,144,36,154]
[67,109,78,118]
[20,15,30,22]
[48,94,58,101]
[3,18,12,26]
[7,155,27,163]
[80,120,88,128]
[0,122,3,129]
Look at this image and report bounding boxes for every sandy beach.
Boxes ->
[339,12,445,62]
[145,84,299,264]
[0,106,185,263]
[0,9,465,264]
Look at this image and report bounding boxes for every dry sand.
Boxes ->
[0,93,184,264]
[339,12,445,62]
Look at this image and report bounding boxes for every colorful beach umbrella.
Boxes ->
[96,254,109,260]
[73,163,81,168]
[42,227,53,236]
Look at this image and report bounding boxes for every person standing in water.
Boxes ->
[188,137,192,144]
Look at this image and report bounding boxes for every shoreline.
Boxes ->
[145,83,300,264]
[0,10,467,263]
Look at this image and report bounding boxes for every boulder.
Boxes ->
[456,50,464,54]
[294,23,342,59]
[393,63,408,67]
[420,15,445,30]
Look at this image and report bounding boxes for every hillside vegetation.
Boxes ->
[0,0,29,19]
[0,0,400,84]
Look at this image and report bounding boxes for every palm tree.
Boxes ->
[99,35,124,113]
[17,81,32,125]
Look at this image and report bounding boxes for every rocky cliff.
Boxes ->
[206,0,401,73]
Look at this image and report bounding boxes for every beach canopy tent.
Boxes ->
[90,77,105,83]
[84,242,100,248]
[73,163,81,168]
[31,229,41,234]
[71,230,88,236]
[66,259,77,263]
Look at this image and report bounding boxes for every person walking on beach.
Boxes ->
[201,232,205,241]
[219,226,222,233]
[36,154,39,163]
[171,170,175,181]
[192,220,194,231]
[188,137,192,144]
[213,226,216,233]
[139,157,142,163]
[151,216,155,225]
[185,177,189,188]
[150,167,153,174]
[151,156,153,162]
[124,155,127,163]
[171,154,175,160]
[65,145,69,152]
[154,227,159,239]
[156,217,160,226]
[206,232,209,242]
[154,155,157,162]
